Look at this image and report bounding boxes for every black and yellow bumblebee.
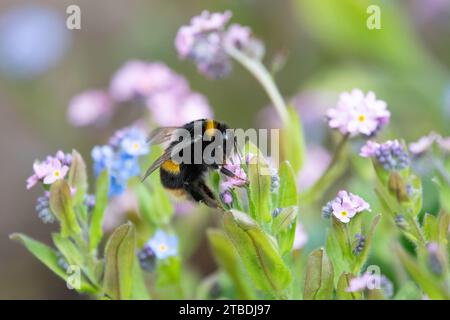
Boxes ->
[141,119,244,209]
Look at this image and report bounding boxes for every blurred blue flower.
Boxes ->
[146,230,178,260]
[92,127,149,197]
[0,5,70,79]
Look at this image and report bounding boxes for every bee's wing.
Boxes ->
[141,150,172,182]
[141,133,203,182]
[146,127,180,145]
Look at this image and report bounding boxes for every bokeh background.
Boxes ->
[1,0,449,299]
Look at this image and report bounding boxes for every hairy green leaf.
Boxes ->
[303,248,334,300]
[49,179,81,237]
[89,170,110,251]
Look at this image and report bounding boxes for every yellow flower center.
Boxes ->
[132,142,140,150]
[54,170,60,177]
[341,211,348,217]
[358,114,366,122]
[158,243,167,252]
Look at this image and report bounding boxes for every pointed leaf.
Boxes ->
[281,106,305,173]
[247,155,272,223]
[223,210,292,292]
[89,170,110,251]
[277,161,298,208]
[303,248,334,300]
[49,179,81,237]
[68,150,88,206]
[207,229,256,299]
[103,222,136,300]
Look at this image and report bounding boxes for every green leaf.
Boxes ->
[281,106,305,174]
[247,155,272,224]
[67,150,88,206]
[336,272,361,300]
[155,256,181,290]
[10,233,96,294]
[394,244,448,299]
[207,229,256,299]
[103,222,136,300]
[49,179,81,237]
[131,258,151,300]
[303,248,334,300]
[135,180,173,227]
[52,233,83,267]
[277,161,298,208]
[223,210,292,293]
[423,213,438,243]
[353,214,381,273]
[89,170,110,251]
[271,206,298,234]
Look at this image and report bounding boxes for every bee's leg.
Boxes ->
[220,166,248,184]
[184,181,222,210]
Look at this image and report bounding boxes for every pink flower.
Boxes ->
[326,190,371,223]
[109,61,186,101]
[224,24,251,49]
[409,132,450,155]
[42,158,69,184]
[26,161,50,189]
[346,273,373,292]
[67,90,114,127]
[327,89,390,137]
[360,140,381,157]
[146,91,213,127]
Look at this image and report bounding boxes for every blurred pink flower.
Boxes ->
[297,146,331,190]
[224,24,251,49]
[146,90,213,126]
[327,89,390,137]
[67,90,114,127]
[360,140,381,157]
[409,132,450,155]
[109,60,187,101]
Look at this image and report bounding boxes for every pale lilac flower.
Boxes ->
[327,89,390,137]
[146,90,213,126]
[224,24,251,50]
[347,272,393,297]
[293,222,308,250]
[361,140,410,171]
[26,151,72,189]
[409,134,437,155]
[346,273,372,292]
[42,158,69,185]
[437,136,450,152]
[297,146,331,190]
[220,190,233,205]
[324,190,371,223]
[67,90,114,127]
[147,230,178,260]
[109,60,187,101]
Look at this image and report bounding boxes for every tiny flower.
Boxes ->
[220,189,233,205]
[327,89,390,137]
[352,233,365,255]
[346,272,393,298]
[138,245,156,272]
[67,90,114,127]
[360,140,410,171]
[224,24,251,50]
[57,252,70,271]
[409,133,438,155]
[326,190,371,223]
[42,158,69,184]
[427,242,443,276]
[293,222,308,250]
[119,128,149,157]
[147,230,178,260]
[35,192,55,224]
[272,207,282,218]
[92,127,149,197]
[321,200,334,219]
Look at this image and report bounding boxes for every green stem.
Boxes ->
[225,45,290,125]
[299,134,350,204]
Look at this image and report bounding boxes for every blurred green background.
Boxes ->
[0,0,449,299]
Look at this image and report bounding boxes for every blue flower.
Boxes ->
[91,127,149,197]
[146,230,178,260]
[119,128,149,157]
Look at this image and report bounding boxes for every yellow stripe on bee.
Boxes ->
[161,159,180,174]
[205,119,216,136]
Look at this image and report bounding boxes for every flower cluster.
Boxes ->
[327,89,390,137]
[360,140,410,171]
[220,156,247,205]
[139,230,178,270]
[175,11,263,78]
[409,132,450,156]
[26,150,72,190]
[322,190,371,223]
[68,60,213,127]
[92,127,149,197]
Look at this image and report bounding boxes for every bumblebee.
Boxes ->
[141,119,244,209]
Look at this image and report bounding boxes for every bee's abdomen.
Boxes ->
[160,160,184,189]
